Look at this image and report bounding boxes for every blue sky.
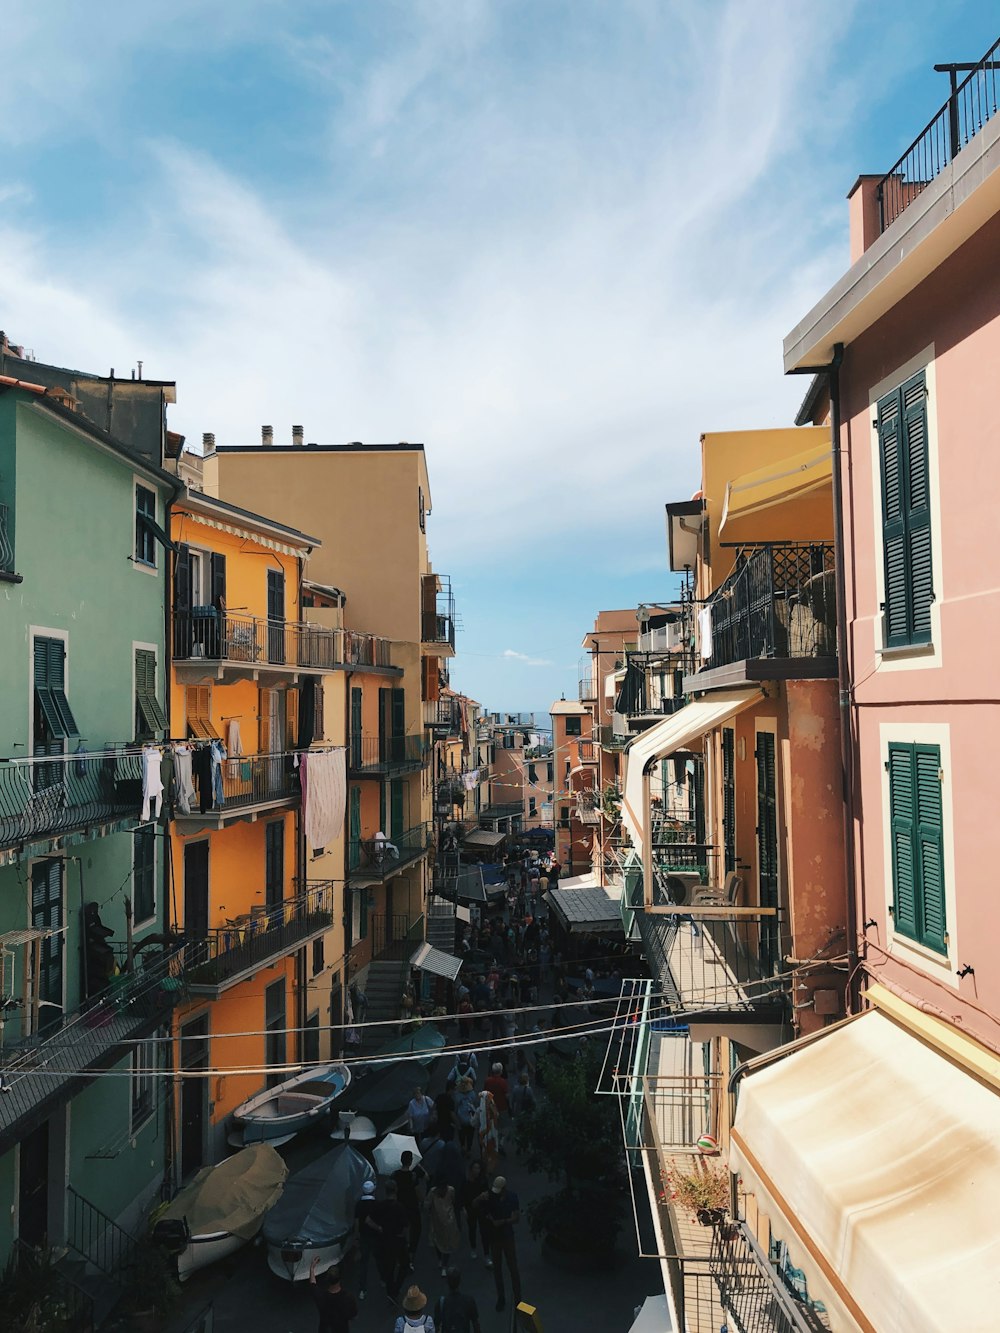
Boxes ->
[3,1,997,716]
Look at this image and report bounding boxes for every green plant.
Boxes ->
[667,1161,730,1218]
[117,1236,181,1319]
[0,1248,78,1332]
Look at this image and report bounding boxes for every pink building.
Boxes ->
[732,43,1000,1330]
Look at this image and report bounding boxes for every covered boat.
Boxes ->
[263,1143,375,1281]
[230,1061,351,1146]
[153,1144,287,1281]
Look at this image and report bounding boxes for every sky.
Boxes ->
[3,1,997,717]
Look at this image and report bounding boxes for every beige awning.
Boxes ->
[719,443,832,539]
[731,1010,1000,1333]
[621,688,761,851]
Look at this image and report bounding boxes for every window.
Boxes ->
[560,806,570,825]
[888,742,946,953]
[34,636,79,745]
[135,649,166,739]
[185,685,219,739]
[265,979,286,1087]
[31,858,63,1030]
[565,716,582,736]
[877,370,933,648]
[312,936,325,976]
[546,762,553,784]
[527,763,537,785]
[529,797,537,816]
[135,485,157,567]
[265,821,284,914]
[133,824,156,925]
[130,1038,156,1132]
[259,686,298,753]
[722,728,736,874]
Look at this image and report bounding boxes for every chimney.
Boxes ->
[202,432,215,453]
[262,424,274,447]
[848,175,883,263]
[292,424,304,448]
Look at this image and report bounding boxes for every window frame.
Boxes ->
[134,481,158,571]
[564,716,582,737]
[130,1037,157,1134]
[132,823,157,927]
[134,644,166,741]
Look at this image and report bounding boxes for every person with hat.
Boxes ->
[354,1178,379,1300]
[476,1176,521,1312]
[309,1258,358,1332]
[394,1285,435,1332]
[434,1267,481,1333]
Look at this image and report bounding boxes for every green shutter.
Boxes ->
[35,637,79,741]
[878,371,933,648]
[350,687,363,767]
[135,649,166,737]
[888,745,918,939]
[888,742,946,953]
[349,786,361,871]
[914,745,946,952]
[31,858,64,1021]
[390,779,405,840]
[133,824,157,923]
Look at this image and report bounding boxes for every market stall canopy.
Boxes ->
[544,879,623,934]
[462,828,507,850]
[159,1144,287,1241]
[731,1007,1000,1333]
[621,688,762,851]
[410,942,463,981]
[719,443,832,542]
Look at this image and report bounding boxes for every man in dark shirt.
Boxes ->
[392,1149,428,1256]
[477,1176,521,1312]
[309,1259,358,1332]
[353,1179,379,1299]
[372,1180,410,1300]
[434,1266,481,1333]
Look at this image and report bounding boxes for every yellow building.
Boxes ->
[168,488,340,1174]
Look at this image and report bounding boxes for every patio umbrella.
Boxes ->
[329,1111,377,1143]
[372,1132,422,1176]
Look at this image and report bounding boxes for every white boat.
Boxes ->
[263,1143,375,1281]
[230,1062,352,1146]
[153,1144,287,1281]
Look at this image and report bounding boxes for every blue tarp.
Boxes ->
[262,1145,373,1246]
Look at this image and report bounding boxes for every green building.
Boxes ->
[0,379,178,1281]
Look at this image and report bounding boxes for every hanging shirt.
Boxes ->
[141,745,164,821]
[698,605,714,661]
[226,718,243,756]
[209,739,227,806]
[172,746,195,815]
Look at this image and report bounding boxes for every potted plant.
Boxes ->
[666,1161,730,1225]
[0,1248,77,1332]
[514,1046,626,1270]
[115,1236,181,1331]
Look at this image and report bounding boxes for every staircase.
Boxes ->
[426,895,457,951]
[360,958,411,1051]
[57,1186,138,1328]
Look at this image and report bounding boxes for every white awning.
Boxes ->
[461,828,507,849]
[621,688,762,850]
[409,943,464,981]
[731,1010,1000,1333]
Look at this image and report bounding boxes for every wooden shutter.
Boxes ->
[34,636,79,741]
[265,821,285,912]
[888,744,918,940]
[133,824,156,923]
[284,689,298,751]
[312,679,324,742]
[135,649,166,737]
[390,779,405,839]
[31,858,64,1019]
[878,371,933,648]
[349,786,361,871]
[915,745,946,952]
[210,553,227,609]
[185,685,218,739]
[175,544,192,613]
[423,655,440,703]
[259,687,273,753]
[350,688,363,767]
[391,688,405,737]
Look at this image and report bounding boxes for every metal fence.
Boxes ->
[349,734,427,772]
[343,629,394,668]
[173,609,340,668]
[707,543,835,668]
[349,823,430,879]
[878,38,1000,232]
[678,1228,831,1333]
[0,748,144,853]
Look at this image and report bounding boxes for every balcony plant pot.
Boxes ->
[696,1207,728,1227]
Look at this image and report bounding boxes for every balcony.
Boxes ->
[348,734,428,776]
[421,574,456,653]
[0,748,143,860]
[343,629,396,671]
[575,789,602,825]
[0,502,19,583]
[690,542,836,689]
[424,698,463,734]
[172,749,305,828]
[0,947,183,1154]
[479,801,522,822]
[597,725,630,752]
[349,822,431,883]
[173,609,340,680]
[185,882,335,996]
[877,36,1000,234]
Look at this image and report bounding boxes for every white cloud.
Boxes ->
[503,650,554,668]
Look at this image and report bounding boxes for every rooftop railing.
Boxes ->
[349,822,431,881]
[185,882,335,994]
[0,747,144,853]
[173,609,340,669]
[349,734,428,774]
[704,542,836,670]
[878,38,1000,233]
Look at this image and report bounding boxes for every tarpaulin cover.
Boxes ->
[262,1144,374,1246]
[351,1025,446,1117]
[160,1144,288,1240]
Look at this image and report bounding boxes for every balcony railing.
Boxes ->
[0,748,144,854]
[421,574,456,649]
[704,542,836,671]
[174,749,305,820]
[878,37,1000,233]
[369,911,425,963]
[479,801,522,820]
[349,822,431,881]
[185,882,335,994]
[424,698,463,733]
[0,502,14,575]
[344,629,394,669]
[173,609,341,670]
[575,790,602,825]
[0,949,183,1154]
[349,734,427,774]
[598,725,630,751]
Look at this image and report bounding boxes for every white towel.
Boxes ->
[141,746,164,821]
[172,747,195,815]
[698,605,714,662]
[226,719,243,755]
[303,748,346,852]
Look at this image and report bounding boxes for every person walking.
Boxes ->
[484,1063,509,1153]
[476,1089,499,1175]
[453,1076,477,1156]
[393,1150,428,1259]
[309,1259,358,1333]
[459,1160,486,1260]
[407,1086,434,1143]
[354,1178,379,1300]
[394,1285,435,1333]
[425,1179,461,1277]
[373,1179,410,1302]
[477,1176,522,1312]
[433,1267,481,1333]
[509,1071,536,1119]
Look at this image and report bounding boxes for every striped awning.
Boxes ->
[409,943,463,981]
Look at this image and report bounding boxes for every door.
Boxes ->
[390,687,406,764]
[183,841,210,941]
[265,821,284,918]
[265,978,286,1088]
[349,786,361,871]
[390,778,405,841]
[267,569,286,664]
[378,687,391,764]
[30,859,63,1032]
[350,687,363,768]
[18,1121,50,1248]
[179,1015,209,1179]
[755,730,779,973]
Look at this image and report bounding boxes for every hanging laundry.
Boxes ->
[141,745,164,821]
[172,745,195,815]
[192,745,214,814]
[226,718,243,754]
[301,748,346,852]
[461,769,479,791]
[209,739,227,807]
[698,605,714,662]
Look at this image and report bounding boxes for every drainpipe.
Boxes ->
[789,344,860,1012]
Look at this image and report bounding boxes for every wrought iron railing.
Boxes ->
[349,734,427,773]
[185,882,335,991]
[175,749,308,817]
[0,949,184,1154]
[343,628,394,668]
[878,37,1000,233]
[369,911,425,962]
[67,1185,137,1282]
[705,542,836,669]
[349,823,430,879]
[173,609,340,668]
[598,725,630,751]
[0,748,144,853]
[421,573,456,649]
[424,698,463,732]
[0,502,14,574]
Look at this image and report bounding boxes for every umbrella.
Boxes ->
[372,1133,422,1176]
[330,1111,377,1143]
